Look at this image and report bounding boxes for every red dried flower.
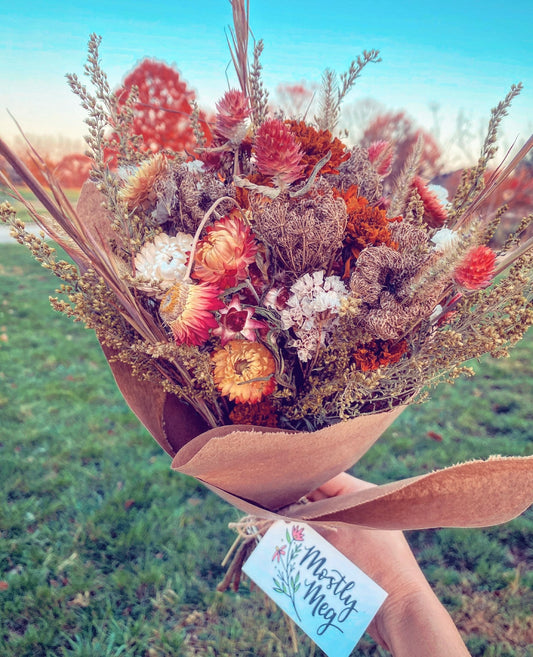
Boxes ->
[253,119,305,187]
[352,338,409,371]
[285,120,350,178]
[336,185,400,278]
[192,213,258,288]
[367,140,394,176]
[229,398,279,427]
[454,245,496,290]
[213,296,268,345]
[214,89,251,143]
[411,176,447,228]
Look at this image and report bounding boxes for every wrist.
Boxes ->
[371,587,471,657]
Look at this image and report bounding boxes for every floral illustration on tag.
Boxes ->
[271,524,305,620]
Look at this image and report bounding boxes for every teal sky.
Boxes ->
[1,0,531,160]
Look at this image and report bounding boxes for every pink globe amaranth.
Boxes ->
[253,119,305,186]
[454,245,496,290]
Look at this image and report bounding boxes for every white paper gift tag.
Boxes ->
[243,521,388,657]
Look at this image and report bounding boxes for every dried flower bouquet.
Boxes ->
[1,0,532,544]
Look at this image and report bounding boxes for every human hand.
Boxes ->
[308,473,471,656]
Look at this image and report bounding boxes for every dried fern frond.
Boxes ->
[249,39,269,127]
[315,50,381,132]
[66,34,141,177]
[388,136,423,217]
[190,99,208,148]
[448,83,523,225]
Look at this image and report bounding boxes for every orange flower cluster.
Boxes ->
[229,399,279,427]
[286,120,350,178]
[352,338,409,372]
[337,185,400,278]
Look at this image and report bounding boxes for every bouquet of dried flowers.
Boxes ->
[1,1,532,560]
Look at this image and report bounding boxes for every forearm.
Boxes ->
[372,587,471,657]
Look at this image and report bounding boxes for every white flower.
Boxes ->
[134,232,194,292]
[280,271,349,362]
[429,304,443,323]
[431,228,458,252]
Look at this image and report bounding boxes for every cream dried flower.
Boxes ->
[280,271,349,362]
[431,227,459,252]
[133,232,194,293]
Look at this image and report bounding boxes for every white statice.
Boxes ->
[133,232,194,294]
[431,227,459,252]
[280,271,349,362]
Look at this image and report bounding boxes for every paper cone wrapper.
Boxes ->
[76,183,533,531]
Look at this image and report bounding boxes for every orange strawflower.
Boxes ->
[159,281,223,346]
[352,338,408,372]
[337,185,400,278]
[454,245,496,290]
[212,340,276,403]
[286,120,350,178]
[192,213,258,288]
[119,153,168,210]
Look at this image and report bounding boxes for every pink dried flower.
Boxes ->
[214,89,251,143]
[213,296,268,345]
[412,176,448,228]
[454,245,496,290]
[159,281,223,346]
[367,140,394,176]
[264,286,290,311]
[253,119,305,187]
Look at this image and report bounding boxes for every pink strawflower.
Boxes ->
[159,281,223,346]
[367,140,394,176]
[253,119,305,187]
[192,213,258,288]
[454,245,496,290]
[214,89,251,143]
[412,176,448,228]
[213,296,268,345]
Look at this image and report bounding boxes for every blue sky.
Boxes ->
[1,0,531,160]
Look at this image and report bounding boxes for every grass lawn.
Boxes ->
[0,241,531,657]
[0,186,80,224]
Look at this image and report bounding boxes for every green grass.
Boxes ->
[0,186,80,224]
[0,242,531,657]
